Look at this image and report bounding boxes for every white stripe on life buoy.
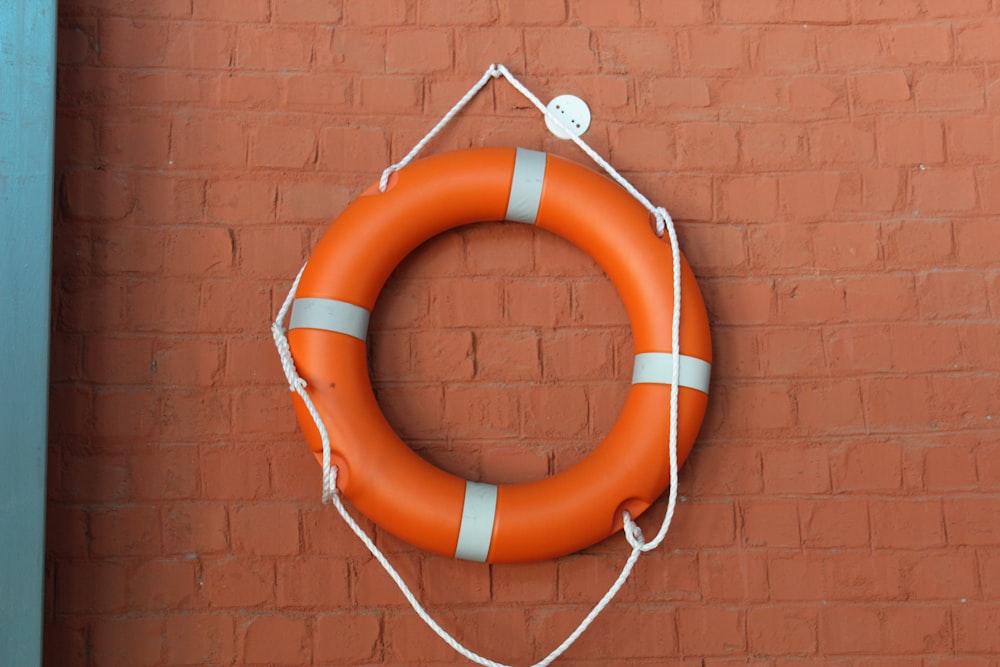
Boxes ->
[454,481,498,562]
[288,297,371,341]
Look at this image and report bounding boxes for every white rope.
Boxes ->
[271,63,686,665]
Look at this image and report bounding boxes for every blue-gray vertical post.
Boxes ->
[0,1,57,665]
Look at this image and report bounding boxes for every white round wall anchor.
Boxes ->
[544,94,591,139]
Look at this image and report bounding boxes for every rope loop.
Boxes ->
[271,63,689,666]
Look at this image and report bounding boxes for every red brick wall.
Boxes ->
[48,0,1000,665]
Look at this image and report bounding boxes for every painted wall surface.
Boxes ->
[0,2,56,665]
[47,1,1000,666]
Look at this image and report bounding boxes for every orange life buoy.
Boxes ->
[287,147,712,563]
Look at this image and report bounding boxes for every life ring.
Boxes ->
[287,147,712,563]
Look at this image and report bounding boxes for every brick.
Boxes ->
[961,323,1000,373]
[718,78,783,117]
[476,330,540,382]
[520,385,589,437]
[128,558,197,610]
[385,28,452,73]
[877,116,945,168]
[166,22,234,71]
[163,502,230,555]
[572,279,628,325]
[915,70,986,111]
[152,338,225,386]
[558,554,638,604]
[913,168,978,213]
[171,118,246,169]
[819,604,882,654]
[231,504,300,556]
[756,28,818,72]
[491,560,558,602]
[882,220,953,268]
[100,116,171,168]
[274,0,342,22]
[541,329,615,382]
[500,0,566,24]
[740,124,807,171]
[886,605,953,653]
[957,21,1000,61]
[682,28,746,70]
[133,173,204,225]
[377,384,444,440]
[610,124,675,171]
[809,120,876,166]
[718,0,786,22]
[194,0,271,21]
[55,559,127,613]
[675,123,739,169]
[130,71,203,105]
[901,551,979,600]
[863,168,905,211]
[843,274,918,322]
[699,552,769,602]
[831,441,903,491]
[945,497,1000,545]
[719,177,779,224]
[62,169,132,221]
[777,171,844,221]
[200,557,274,608]
[648,77,711,109]
[279,180,350,222]
[286,72,351,110]
[315,612,381,663]
[235,25,312,71]
[411,330,474,381]
[853,0,922,20]
[792,0,850,22]
[90,505,162,556]
[91,617,163,667]
[890,323,963,373]
[164,614,235,665]
[164,227,233,276]
[918,271,989,320]
[796,379,865,434]
[923,444,978,490]
[947,115,999,163]
[198,280,271,333]
[237,227,306,279]
[870,498,945,548]
[598,30,676,74]
[800,497,870,548]
[277,558,349,607]
[814,221,881,269]
[889,25,953,63]
[671,501,736,547]
[84,335,153,385]
[420,0,496,24]
[128,445,200,500]
[251,124,317,169]
[954,605,1000,653]
[747,223,815,271]
[318,125,389,173]
[353,552,421,607]
[571,0,640,25]
[818,28,885,69]
[99,17,170,67]
[677,607,746,656]
[747,606,818,655]
[358,75,422,114]
[201,444,271,499]
[211,73,288,109]
[862,375,934,431]
[420,556,490,604]
[761,445,831,495]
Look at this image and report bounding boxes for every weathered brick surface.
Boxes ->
[46,1,1000,665]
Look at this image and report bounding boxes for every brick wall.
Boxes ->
[47,0,1000,665]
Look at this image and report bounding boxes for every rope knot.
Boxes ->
[652,206,672,238]
[622,511,646,550]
